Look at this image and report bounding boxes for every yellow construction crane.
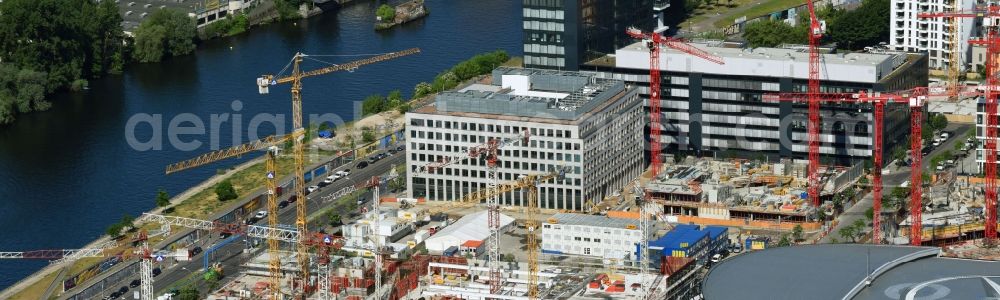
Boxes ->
[257,47,421,290]
[164,133,294,299]
[449,169,566,299]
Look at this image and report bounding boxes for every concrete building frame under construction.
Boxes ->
[584,41,929,166]
[405,67,644,210]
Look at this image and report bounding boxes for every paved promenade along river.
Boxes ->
[0,0,521,290]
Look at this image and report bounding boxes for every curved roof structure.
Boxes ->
[702,244,1000,300]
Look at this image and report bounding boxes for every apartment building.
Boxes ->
[405,67,644,210]
[584,41,929,166]
[889,0,975,72]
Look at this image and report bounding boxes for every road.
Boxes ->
[819,123,972,244]
[67,148,406,299]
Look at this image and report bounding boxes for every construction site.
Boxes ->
[9,1,1000,300]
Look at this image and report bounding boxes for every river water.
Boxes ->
[0,0,521,289]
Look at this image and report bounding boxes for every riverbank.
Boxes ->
[0,111,395,299]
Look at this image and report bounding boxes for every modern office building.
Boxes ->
[522,0,658,70]
[584,41,929,166]
[405,67,644,210]
[540,213,648,260]
[889,0,974,72]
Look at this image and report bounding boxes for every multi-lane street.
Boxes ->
[64,149,405,299]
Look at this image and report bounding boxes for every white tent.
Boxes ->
[424,211,514,253]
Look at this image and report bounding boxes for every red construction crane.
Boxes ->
[413,130,529,295]
[624,27,724,179]
[804,0,826,208]
[919,6,1000,244]
[766,89,927,245]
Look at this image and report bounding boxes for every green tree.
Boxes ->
[133,9,197,63]
[106,223,125,237]
[743,19,806,48]
[930,114,948,131]
[865,207,874,221]
[362,94,387,116]
[387,89,404,108]
[362,127,377,143]
[377,4,396,22]
[177,287,199,300]
[838,224,858,243]
[413,82,433,99]
[827,0,889,50]
[156,188,171,207]
[791,224,804,242]
[684,0,702,12]
[133,22,168,63]
[327,211,342,226]
[215,180,238,201]
[777,234,792,247]
[94,0,126,75]
[396,102,411,114]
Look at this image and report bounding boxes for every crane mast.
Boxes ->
[765,89,928,244]
[258,48,420,293]
[918,6,999,244]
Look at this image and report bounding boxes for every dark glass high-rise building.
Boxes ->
[523,0,656,71]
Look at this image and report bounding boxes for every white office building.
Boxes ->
[540,213,647,260]
[889,0,975,71]
[405,67,644,211]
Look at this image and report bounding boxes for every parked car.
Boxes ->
[318,179,332,187]
[356,161,369,169]
[152,267,161,277]
[129,279,141,288]
[396,145,404,151]
[288,195,297,203]
[219,232,232,239]
[279,200,290,209]
[108,292,122,299]
[710,254,722,263]
[336,169,350,177]
[118,286,129,294]
[254,210,268,219]
[191,246,203,256]
[307,185,319,193]
[327,174,341,181]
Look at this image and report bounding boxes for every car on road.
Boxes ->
[336,169,350,177]
[388,148,397,155]
[307,185,319,193]
[152,267,161,277]
[191,246,203,256]
[327,174,341,181]
[710,254,722,263]
[129,279,140,288]
[108,291,121,299]
[319,179,332,187]
[254,210,268,219]
[279,200,290,208]
[356,161,369,169]
[118,286,129,294]
[288,195,297,203]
